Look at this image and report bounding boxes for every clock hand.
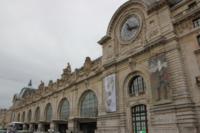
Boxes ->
[126,23,131,30]
[131,24,139,30]
[126,23,132,31]
[126,23,139,31]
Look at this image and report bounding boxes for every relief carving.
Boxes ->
[147,18,160,40]
[176,20,192,35]
[128,57,136,71]
[103,41,114,60]
[106,44,113,59]
[149,28,159,39]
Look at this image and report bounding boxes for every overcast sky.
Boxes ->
[0,0,128,108]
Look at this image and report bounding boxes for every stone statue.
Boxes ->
[62,63,72,80]
[84,57,92,72]
[48,80,53,86]
[39,80,45,90]
[67,62,71,73]
[28,80,32,87]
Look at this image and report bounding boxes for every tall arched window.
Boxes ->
[35,107,40,122]
[132,105,148,133]
[17,113,21,122]
[80,91,98,117]
[45,103,53,122]
[129,75,146,96]
[22,112,25,122]
[59,98,70,120]
[27,110,32,122]
[11,113,15,121]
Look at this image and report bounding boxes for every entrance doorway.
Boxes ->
[132,105,148,133]
[26,124,29,130]
[80,122,96,133]
[58,124,68,133]
[44,124,50,132]
[33,124,38,131]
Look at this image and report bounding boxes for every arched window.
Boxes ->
[27,110,32,122]
[17,113,21,122]
[11,113,15,121]
[132,105,148,133]
[59,99,70,120]
[35,107,40,122]
[80,91,98,117]
[22,112,25,122]
[129,75,146,96]
[45,103,53,122]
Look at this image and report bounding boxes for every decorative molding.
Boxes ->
[98,35,111,45]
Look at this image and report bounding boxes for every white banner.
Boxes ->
[104,74,117,112]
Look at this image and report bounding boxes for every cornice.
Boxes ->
[172,1,200,24]
[102,34,178,68]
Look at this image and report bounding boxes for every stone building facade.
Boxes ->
[0,109,12,129]
[8,0,200,133]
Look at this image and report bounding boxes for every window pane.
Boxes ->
[35,107,40,122]
[129,76,146,96]
[132,105,148,133]
[28,110,32,122]
[22,112,25,122]
[193,17,200,28]
[18,114,20,121]
[46,104,52,122]
[60,99,70,120]
[198,36,200,46]
[80,91,98,117]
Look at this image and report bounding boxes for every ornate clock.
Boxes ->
[120,15,141,42]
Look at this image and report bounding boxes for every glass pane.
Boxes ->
[129,76,145,96]
[132,105,148,133]
[198,19,200,26]
[22,112,25,122]
[80,91,98,117]
[60,99,70,120]
[18,114,20,121]
[35,108,40,122]
[198,36,200,45]
[193,18,200,28]
[46,104,52,122]
[28,110,32,122]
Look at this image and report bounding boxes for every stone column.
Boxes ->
[170,47,198,133]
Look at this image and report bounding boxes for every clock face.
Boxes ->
[120,15,140,42]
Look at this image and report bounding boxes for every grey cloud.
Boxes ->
[0,0,127,108]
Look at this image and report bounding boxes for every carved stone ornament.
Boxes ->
[149,53,170,101]
[128,57,136,70]
[62,62,72,80]
[57,79,63,87]
[38,81,45,90]
[48,80,53,87]
[84,57,92,72]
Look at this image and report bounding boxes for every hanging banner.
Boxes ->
[104,74,117,112]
